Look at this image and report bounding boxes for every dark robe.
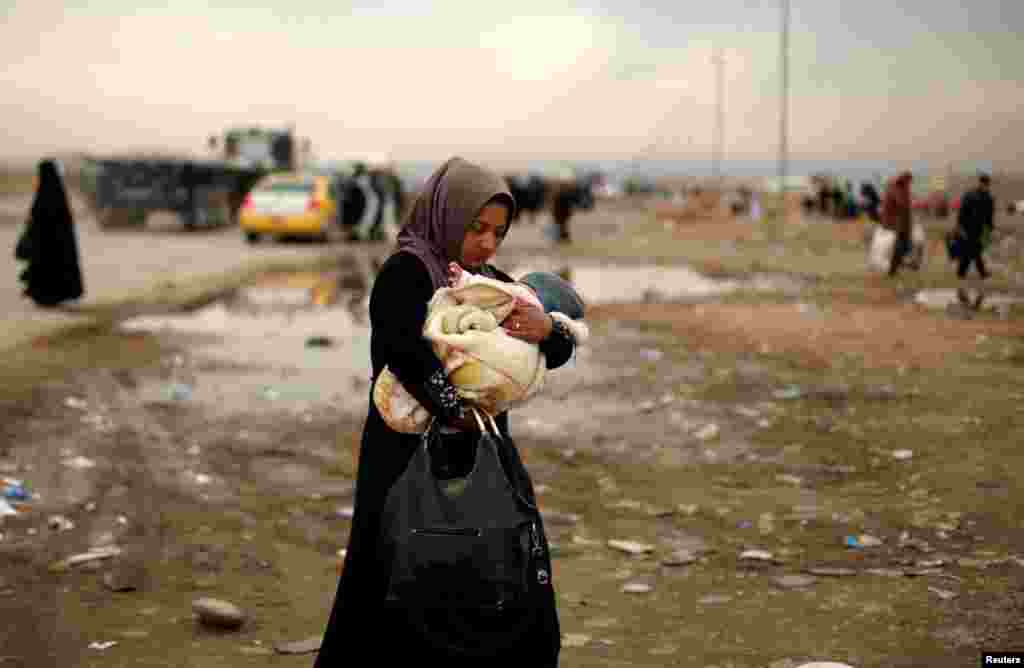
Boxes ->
[15,160,84,307]
[314,251,574,667]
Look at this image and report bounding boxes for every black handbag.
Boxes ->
[946,230,964,261]
[380,409,550,656]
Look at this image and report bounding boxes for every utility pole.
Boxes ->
[778,0,791,219]
[713,47,725,183]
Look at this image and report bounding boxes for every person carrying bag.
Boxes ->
[380,408,553,657]
[314,157,574,668]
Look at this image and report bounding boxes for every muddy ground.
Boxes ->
[3,201,1024,667]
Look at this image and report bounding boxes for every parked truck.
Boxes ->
[80,127,307,230]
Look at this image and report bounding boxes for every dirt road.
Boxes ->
[3,199,1024,667]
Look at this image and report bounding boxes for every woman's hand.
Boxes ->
[447,262,465,287]
[503,299,553,343]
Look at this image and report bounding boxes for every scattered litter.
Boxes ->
[88,641,118,651]
[776,474,804,486]
[168,383,193,401]
[735,406,761,419]
[193,473,213,485]
[2,479,28,501]
[262,388,280,401]
[845,534,883,549]
[639,400,657,413]
[62,456,97,470]
[639,349,664,362]
[739,549,774,562]
[0,499,17,517]
[336,506,355,519]
[694,423,720,441]
[621,582,653,594]
[677,504,699,517]
[773,386,803,400]
[928,586,958,600]
[53,546,123,571]
[607,540,655,555]
[737,520,754,530]
[117,516,129,526]
[892,449,914,461]
[48,515,75,532]
[64,397,88,410]
[274,637,322,655]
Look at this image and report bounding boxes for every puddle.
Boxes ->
[116,260,800,417]
[915,289,1024,313]
[507,261,803,304]
[119,269,374,417]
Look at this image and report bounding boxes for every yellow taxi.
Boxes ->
[239,173,342,243]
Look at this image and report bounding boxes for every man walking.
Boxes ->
[881,172,914,277]
[954,174,995,281]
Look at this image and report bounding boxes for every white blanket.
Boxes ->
[373,272,588,433]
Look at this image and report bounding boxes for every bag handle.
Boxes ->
[467,407,503,440]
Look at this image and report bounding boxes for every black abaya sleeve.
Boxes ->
[370,252,468,423]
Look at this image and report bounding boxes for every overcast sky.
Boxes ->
[1,1,1021,168]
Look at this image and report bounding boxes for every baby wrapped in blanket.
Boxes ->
[373,263,588,433]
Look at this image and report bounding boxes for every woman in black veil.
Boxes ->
[15,159,84,307]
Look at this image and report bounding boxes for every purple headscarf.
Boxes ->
[396,157,516,290]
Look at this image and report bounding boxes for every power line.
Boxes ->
[713,46,726,182]
[778,0,791,211]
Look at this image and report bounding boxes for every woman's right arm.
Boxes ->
[370,253,475,430]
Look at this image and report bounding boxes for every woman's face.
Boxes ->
[460,201,509,270]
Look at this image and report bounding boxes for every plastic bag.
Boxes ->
[868,226,896,272]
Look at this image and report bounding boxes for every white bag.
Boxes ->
[867,222,927,272]
[868,226,896,272]
[907,221,927,269]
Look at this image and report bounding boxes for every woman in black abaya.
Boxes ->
[15,159,84,307]
[313,157,576,667]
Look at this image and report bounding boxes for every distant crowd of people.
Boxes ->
[334,162,406,242]
[802,177,882,222]
[504,173,596,244]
